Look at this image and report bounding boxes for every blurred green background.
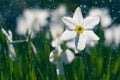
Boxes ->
[0,0,120,29]
[0,0,120,80]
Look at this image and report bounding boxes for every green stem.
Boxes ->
[27,35,33,79]
[10,40,27,44]
[81,53,90,79]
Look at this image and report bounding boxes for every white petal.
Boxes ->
[51,39,59,47]
[16,17,27,35]
[73,7,83,25]
[8,30,12,38]
[66,40,75,49]
[83,16,99,29]
[8,30,13,42]
[30,42,37,55]
[101,15,112,27]
[85,31,100,41]
[1,28,9,39]
[61,30,76,41]
[50,23,64,39]
[56,62,65,75]
[49,49,61,64]
[104,28,113,46]
[77,34,86,51]
[62,17,77,30]
[9,44,16,61]
[66,40,78,53]
[49,51,57,64]
[51,38,62,48]
[61,49,75,64]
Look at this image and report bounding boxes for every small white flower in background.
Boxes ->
[50,23,64,39]
[16,9,49,38]
[87,40,98,47]
[49,47,74,75]
[104,27,113,46]
[16,9,49,55]
[51,38,62,48]
[89,8,112,28]
[50,4,67,47]
[61,7,100,51]
[51,4,67,23]
[50,23,64,47]
[16,18,28,36]
[104,25,120,47]
[1,28,16,61]
[113,26,120,47]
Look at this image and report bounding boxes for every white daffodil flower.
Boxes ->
[104,25,120,47]
[49,47,74,75]
[16,9,49,54]
[16,9,49,38]
[50,24,64,48]
[49,4,67,48]
[113,26,120,47]
[61,7,100,51]
[1,28,16,60]
[104,27,113,46]
[51,4,67,23]
[89,8,112,28]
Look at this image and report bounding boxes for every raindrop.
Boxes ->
[83,5,87,8]
[104,56,106,58]
[48,0,52,2]
[9,3,13,7]
[115,50,118,53]
[112,9,114,12]
[100,78,102,80]
[8,10,11,13]
[23,1,26,5]
[109,0,112,3]
[109,57,111,60]
[118,11,120,13]
[94,2,98,4]
[23,45,26,48]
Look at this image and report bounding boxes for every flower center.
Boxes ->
[54,54,61,61]
[75,25,84,34]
